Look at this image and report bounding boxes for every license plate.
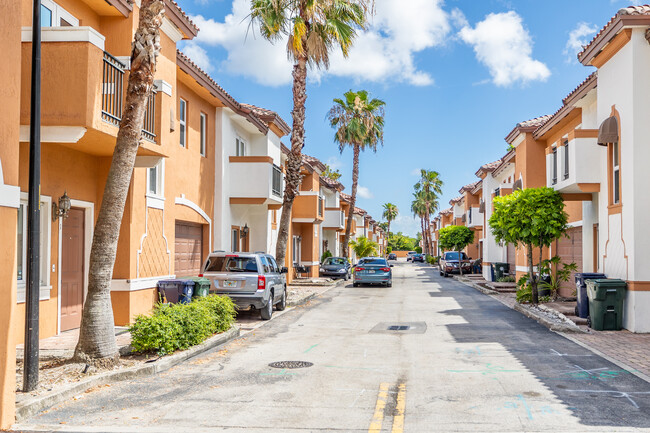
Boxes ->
[368,270,375,274]
[223,280,237,288]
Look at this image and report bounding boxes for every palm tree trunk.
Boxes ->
[343,144,360,258]
[275,55,307,266]
[74,0,164,363]
[420,217,425,251]
[387,221,391,246]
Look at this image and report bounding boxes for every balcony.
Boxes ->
[20,27,162,156]
[467,207,482,228]
[229,157,284,206]
[546,134,604,194]
[323,209,345,230]
[292,192,324,223]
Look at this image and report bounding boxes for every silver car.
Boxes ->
[201,252,287,320]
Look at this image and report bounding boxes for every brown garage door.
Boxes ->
[556,226,583,298]
[175,222,203,277]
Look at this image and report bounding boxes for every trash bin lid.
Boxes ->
[592,279,627,287]
[575,273,607,280]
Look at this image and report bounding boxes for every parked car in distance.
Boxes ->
[353,257,393,287]
[406,251,417,262]
[201,252,287,320]
[320,256,351,280]
[439,251,471,277]
[387,253,397,261]
[412,253,425,263]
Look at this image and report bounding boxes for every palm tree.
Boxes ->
[250,0,373,266]
[349,236,378,259]
[414,170,443,254]
[328,90,385,257]
[411,192,427,253]
[382,203,398,240]
[74,0,165,363]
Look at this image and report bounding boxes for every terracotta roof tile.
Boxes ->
[460,180,481,194]
[517,115,553,129]
[449,196,463,205]
[562,72,598,106]
[167,0,199,34]
[340,192,352,202]
[302,154,327,172]
[320,176,344,191]
[241,103,291,135]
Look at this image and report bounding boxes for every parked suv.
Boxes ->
[439,251,471,277]
[201,252,287,320]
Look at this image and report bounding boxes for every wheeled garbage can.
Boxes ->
[586,279,627,331]
[157,279,195,304]
[189,277,211,298]
[574,273,607,319]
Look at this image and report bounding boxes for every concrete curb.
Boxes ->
[15,325,240,422]
[287,278,346,307]
[454,277,498,295]
[513,303,584,333]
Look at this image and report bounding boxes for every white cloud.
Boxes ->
[458,11,550,87]
[357,186,374,199]
[185,0,452,87]
[326,156,343,170]
[390,214,421,237]
[181,41,213,72]
[564,22,598,63]
[410,168,421,176]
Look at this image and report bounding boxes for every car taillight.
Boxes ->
[381,267,390,272]
[356,267,365,271]
[257,275,266,291]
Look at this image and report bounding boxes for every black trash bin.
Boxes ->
[586,279,627,331]
[157,279,195,304]
[574,273,607,319]
[493,263,509,281]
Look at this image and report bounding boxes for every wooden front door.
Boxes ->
[61,208,85,331]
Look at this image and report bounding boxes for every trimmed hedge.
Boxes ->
[129,295,236,356]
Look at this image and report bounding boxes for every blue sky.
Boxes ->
[177,0,636,237]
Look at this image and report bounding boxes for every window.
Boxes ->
[292,236,300,265]
[260,256,271,273]
[552,147,558,185]
[236,137,246,156]
[563,140,569,180]
[268,257,280,273]
[147,160,163,196]
[231,228,239,252]
[17,194,52,302]
[179,99,187,147]
[200,113,207,157]
[613,141,620,204]
[40,0,78,27]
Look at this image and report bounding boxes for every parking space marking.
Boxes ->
[391,383,406,433]
[368,383,390,433]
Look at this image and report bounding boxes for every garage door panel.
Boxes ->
[557,227,583,298]
[175,222,203,278]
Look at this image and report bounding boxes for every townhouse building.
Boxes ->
[320,177,346,258]
[459,181,483,261]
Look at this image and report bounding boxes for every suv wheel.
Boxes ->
[260,292,273,320]
[276,288,287,311]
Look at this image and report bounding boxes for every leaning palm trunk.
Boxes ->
[275,57,307,266]
[342,144,361,258]
[74,0,164,363]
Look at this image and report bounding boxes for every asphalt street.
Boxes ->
[14,260,650,432]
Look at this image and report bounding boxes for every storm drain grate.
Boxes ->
[268,361,314,369]
[388,325,410,331]
[370,322,427,334]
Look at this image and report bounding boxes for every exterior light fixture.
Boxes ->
[240,223,249,238]
[52,191,71,221]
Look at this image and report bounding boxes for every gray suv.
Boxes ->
[201,252,287,320]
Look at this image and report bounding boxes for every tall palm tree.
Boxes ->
[411,191,427,253]
[382,203,398,240]
[328,90,385,257]
[414,170,443,254]
[250,0,373,266]
[74,0,165,363]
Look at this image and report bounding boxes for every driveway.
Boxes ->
[14,260,650,432]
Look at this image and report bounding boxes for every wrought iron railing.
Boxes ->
[141,89,157,141]
[101,52,125,125]
[272,165,282,197]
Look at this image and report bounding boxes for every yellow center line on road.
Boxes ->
[368,383,390,433]
[391,383,406,433]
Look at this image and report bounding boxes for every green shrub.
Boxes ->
[321,250,333,262]
[414,246,422,254]
[386,246,392,254]
[425,255,439,265]
[130,295,236,356]
[515,275,551,304]
[497,276,515,283]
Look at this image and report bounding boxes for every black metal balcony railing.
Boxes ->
[101,52,125,125]
[319,196,324,217]
[272,165,282,197]
[142,89,157,142]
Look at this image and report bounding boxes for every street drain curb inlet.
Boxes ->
[268,361,314,369]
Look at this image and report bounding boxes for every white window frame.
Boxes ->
[17,193,52,303]
[235,137,246,157]
[41,0,79,27]
[200,112,207,157]
[146,160,165,209]
[179,98,187,148]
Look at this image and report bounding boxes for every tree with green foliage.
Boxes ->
[328,90,385,257]
[414,169,443,255]
[382,203,398,240]
[489,187,568,304]
[349,236,378,259]
[322,164,342,181]
[438,225,474,276]
[387,231,417,251]
[250,0,374,266]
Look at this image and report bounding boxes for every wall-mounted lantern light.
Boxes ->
[240,223,249,238]
[52,191,71,221]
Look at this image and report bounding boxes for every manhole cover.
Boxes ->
[388,325,410,331]
[268,361,314,369]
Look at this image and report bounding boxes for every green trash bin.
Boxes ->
[492,262,509,280]
[586,279,627,331]
[189,277,211,298]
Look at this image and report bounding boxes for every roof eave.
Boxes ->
[578,15,649,65]
[164,0,199,39]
